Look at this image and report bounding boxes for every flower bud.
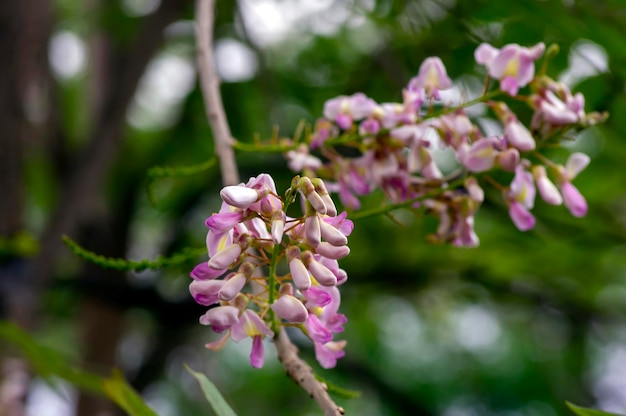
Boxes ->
[509,201,535,231]
[497,148,520,172]
[190,262,225,280]
[189,280,225,306]
[271,210,286,244]
[302,251,337,286]
[319,220,348,246]
[219,272,247,301]
[560,181,587,217]
[220,186,263,209]
[271,295,308,323]
[315,242,350,260]
[305,215,321,247]
[199,306,240,332]
[208,243,242,270]
[464,177,484,203]
[532,166,562,205]
[505,120,536,151]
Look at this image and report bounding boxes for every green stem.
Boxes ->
[351,178,466,220]
[267,243,281,331]
[233,141,297,153]
[425,90,502,120]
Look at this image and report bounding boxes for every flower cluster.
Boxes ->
[286,42,607,245]
[189,174,352,368]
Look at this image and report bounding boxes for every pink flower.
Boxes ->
[305,314,332,344]
[199,306,240,332]
[286,144,322,172]
[189,280,225,306]
[408,57,453,99]
[190,262,225,280]
[457,137,500,172]
[314,340,347,369]
[475,42,545,96]
[323,93,377,129]
[231,310,274,369]
[507,165,536,231]
[302,286,332,307]
[556,152,590,217]
[509,201,536,231]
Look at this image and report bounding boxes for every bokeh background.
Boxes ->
[2,0,626,415]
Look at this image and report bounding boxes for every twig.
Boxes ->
[274,330,345,416]
[195,2,344,414]
[195,0,239,186]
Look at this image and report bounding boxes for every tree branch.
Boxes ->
[195,0,239,186]
[194,2,344,414]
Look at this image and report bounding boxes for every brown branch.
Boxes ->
[195,0,239,186]
[274,330,345,416]
[194,2,344,414]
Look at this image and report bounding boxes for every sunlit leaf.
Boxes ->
[102,370,159,416]
[566,402,624,416]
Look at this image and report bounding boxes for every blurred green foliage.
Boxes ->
[9,0,626,415]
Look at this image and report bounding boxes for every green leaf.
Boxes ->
[184,364,237,416]
[102,370,158,416]
[146,157,216,206]
[566,401,625,416]
[62,235,205,272]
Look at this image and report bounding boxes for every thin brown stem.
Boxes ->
[195,0,239,186]
[274,330,345,416]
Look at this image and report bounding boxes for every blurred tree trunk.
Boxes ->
[0,1,53,415]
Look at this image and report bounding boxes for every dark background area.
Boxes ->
[1,0,626,415]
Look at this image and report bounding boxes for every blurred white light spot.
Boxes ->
[240,0,291,46]
[592,344,626,413]
[559,40,609,86]
[438,85,463,106]
[49,31,86,80]
[214,38,258,82]
[454,305,501,351]
[122,0,160,17]
[240,0,345,47]
[128,52,195,130]
[477,117,503,137]
[26,378,76,416]
[143,382,176,416]
[370,296,423,363]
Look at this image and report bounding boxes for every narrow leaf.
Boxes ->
[313,373,361,399]
[0,321,101,393]
[102,370,158,416]
[566,401,624,416]
[184,364,237,416]
[0,321,158,415]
